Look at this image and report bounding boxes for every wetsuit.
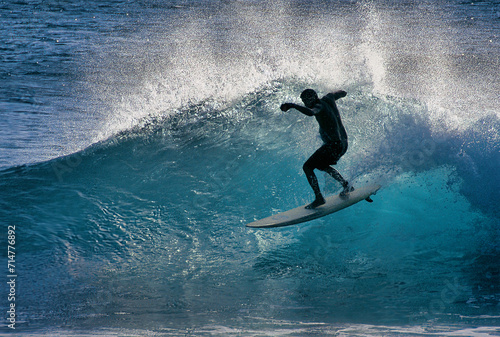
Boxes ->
[304,92,348,171]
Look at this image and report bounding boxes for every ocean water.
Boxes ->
[1,0,499,335]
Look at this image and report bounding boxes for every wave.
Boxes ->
[2,81,498,247]
[1,82,498,329]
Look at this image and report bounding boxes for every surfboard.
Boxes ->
[246,184,381,228]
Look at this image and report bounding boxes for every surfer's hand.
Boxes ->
[280,103,293,112]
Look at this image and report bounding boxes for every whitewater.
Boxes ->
[0,0,499,335]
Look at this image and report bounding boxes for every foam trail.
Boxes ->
[83,0,498,148]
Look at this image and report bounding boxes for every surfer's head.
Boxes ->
[300,89,318,108]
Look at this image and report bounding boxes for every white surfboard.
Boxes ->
[246,184,381,228]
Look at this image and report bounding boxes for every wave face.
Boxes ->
[0,0,499,334]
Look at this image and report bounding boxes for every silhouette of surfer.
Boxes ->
[281,89,363,209]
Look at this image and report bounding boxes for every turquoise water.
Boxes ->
[1,0,499,335]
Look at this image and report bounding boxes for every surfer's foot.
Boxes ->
[339,183,354,198]
[305,196,325,209]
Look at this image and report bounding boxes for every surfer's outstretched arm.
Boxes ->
[331,90,347,100]
[280,103,320,116]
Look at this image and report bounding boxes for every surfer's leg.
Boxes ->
[323,166,352,197]
[303,161,325,209]
[318,142,353,197]
[323,166,348,186]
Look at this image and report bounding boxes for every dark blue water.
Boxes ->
[1,0,499,335]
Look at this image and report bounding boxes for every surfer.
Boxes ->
[280,89,353,209]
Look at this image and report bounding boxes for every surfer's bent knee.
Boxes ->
[303,161,313,175]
